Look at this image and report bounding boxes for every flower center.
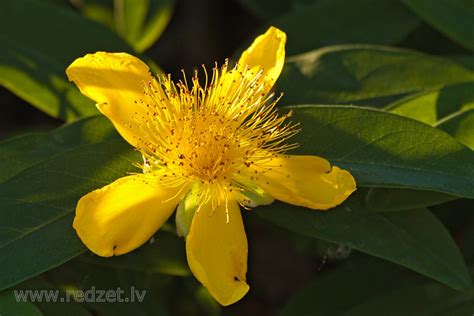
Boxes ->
[175,111,242,181]
[132,61,298,186]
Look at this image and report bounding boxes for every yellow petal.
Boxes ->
[186,197,249,306]
[66,52,152,147]
[238,26,286,93]
[73,174,187,257]
[252,155,356,210]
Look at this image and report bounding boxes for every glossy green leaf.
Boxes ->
[365,188,457,212]
[0,139,138,290]
[402,0,474,51]
[0,116,190,290]
[79,231,190,277]
[0,290,43,316]
[272,0,420,55]
[0,116,117,183]
[257,204,471,290]
[278,46,474,106]
[0,0,135,121]
[280,254,473,316]
[375,84,474,211]
[437,109,474,149]
[285,105,474,198]
[386,82,474,125]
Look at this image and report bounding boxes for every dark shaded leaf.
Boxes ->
[14,277,92,316]
[280,254,473,316]
[257,204,471,290]
[0,290,43,316]
[79,231,190,277]
[0,116,117,183]
[273,0,420,55]
[0,140,138,290]
[285,105,474,198]
[365,188,457,212]
[278,46,474,106]
[402,0,474,51]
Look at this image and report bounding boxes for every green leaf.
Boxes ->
[0,290,43,316]
[0,139,139,290]
[342,280,474,315]
[0,116,190,289]
[437,109,474,150]
[402,0,474,51]
[280,254,473,316]
[73,0,173,53]
[278,46,474,106]
[386,82,474,125]
[272,0,420,55]
[285,105,474,198]
[256,204,471,290]
[280,254,406,316]
[365,188,457,212]
[379,85,474,208]
[451,55,474,71]
[73,0,116,31]
[0,116,117,183]
[0,0,135,121]
[117,0,174,52]
[79,231,190,277]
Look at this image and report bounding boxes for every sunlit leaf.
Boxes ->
[117,0,174,52]
[437,109,474,150]
[386,82,474,125]
[0,0,135,121]
[74,0,174,53]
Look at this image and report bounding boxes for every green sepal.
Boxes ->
[231,173,275,207]
[238,182,274,208]
[175,184,200,237]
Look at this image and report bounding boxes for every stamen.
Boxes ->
[127,61,299,204]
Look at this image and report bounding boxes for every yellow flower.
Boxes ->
[66,27,356,305]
